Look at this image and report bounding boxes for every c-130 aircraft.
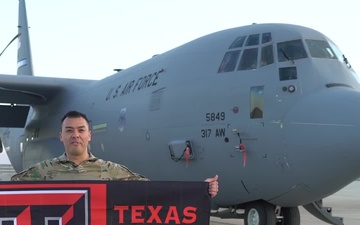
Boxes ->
[1,1,359,225]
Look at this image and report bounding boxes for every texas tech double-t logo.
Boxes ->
[0,183,106,225]
[0,190,87,224]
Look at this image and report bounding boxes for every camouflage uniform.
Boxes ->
[11,153,149,181]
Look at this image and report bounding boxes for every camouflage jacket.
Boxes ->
[11,153,149,181]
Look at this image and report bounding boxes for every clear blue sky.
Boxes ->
[0,0,359,163]
[0,0,359,79]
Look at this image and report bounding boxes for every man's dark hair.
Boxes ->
[61,110,90,126]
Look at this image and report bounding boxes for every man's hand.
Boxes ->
[205,175,219,198]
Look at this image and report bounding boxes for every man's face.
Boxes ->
[60,116,91,157]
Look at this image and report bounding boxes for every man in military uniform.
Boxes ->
[11,110,219,198]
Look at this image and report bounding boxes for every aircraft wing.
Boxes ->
[0,74,96,127]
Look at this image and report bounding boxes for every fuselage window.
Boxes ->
[246,34,260,46]
[305,39,337,59]
[277,40,307,62]
[262,33,272,44]
[279,67,297,81]
[238,48,258,70]
[229,36,246,49]
[260,45,274,67]
[218,50,241,73]
[250,86,264,119]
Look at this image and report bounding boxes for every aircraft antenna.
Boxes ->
[0,33,21,58]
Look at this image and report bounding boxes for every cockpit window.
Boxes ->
[262,33,272,44]
[328,41,343,60]
[229,36,246,49]
[277,40,307,62]
[218,33,274,73]
[238,48,258,70]
[261,45,274,67]
[246,34,260,46]
[305,39,337,59]
[218,50,241,73]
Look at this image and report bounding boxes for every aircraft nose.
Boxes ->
[282,86,360,195]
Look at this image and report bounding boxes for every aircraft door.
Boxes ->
[247,85,287,159]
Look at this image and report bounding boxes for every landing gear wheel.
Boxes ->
[245,201,276,225]
[277,207,300,225]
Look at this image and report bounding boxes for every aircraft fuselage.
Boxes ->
[3,24,360,212]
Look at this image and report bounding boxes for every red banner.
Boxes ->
[0,181,211,225]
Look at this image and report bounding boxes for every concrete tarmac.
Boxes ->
[210,181,360,225]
